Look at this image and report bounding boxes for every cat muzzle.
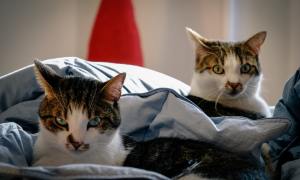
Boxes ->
[225,81,243,96]
[67,134,89,151]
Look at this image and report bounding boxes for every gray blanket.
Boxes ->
[0,57,290,179]
[268,67,300,180]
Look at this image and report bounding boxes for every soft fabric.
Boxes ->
[0,124,168,180]
[0,123,35,166]
[0,57,290,179]
[267,67,300,179]
[0,90,289,179]
[0,57,189,134]
[0,160,169,180]
[120,89,288,156]
[186,95,265,120]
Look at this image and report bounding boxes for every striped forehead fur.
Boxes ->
[60,77,100,108]
[38,75,121,133]
[195,41,260,75]
[50,76,115,117]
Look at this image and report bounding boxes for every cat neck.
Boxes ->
[186,95,266,119]
[189,72,271,117]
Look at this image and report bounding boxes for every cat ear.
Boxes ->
[34,60,62,98]
[101,73,126,102]
[186,27,210,56]
[245,31,267,55]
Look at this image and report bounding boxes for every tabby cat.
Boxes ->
[32,61,267,180]
[124,138,267,180]
[185,28,271,119]
[32,60,128,166]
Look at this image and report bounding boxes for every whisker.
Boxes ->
[215,91,223,105]
[214,89,224,115]
[203,89,222,100]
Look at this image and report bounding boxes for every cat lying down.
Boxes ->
[31,60,288,180]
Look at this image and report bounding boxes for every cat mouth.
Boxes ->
[229,90,240,96]
[225,89,242,97]
[66,143,90,152]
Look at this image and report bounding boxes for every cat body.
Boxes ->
[183,28,273,179]
[186,28,271,118]
[124,138,266,180]
[32,60,128,166]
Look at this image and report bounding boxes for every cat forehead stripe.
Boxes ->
[34,62,124,135]
[195,41,260,75]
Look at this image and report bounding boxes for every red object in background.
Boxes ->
[87,0,144,66]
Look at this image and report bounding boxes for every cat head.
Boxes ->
[186,28,266,100]
[34,60,126,153]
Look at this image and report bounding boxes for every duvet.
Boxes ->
[0,57,293,179]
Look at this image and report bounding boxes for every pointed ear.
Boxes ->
[245,31,267,55]
[185,27,210,57]
[101,73,126,102]
[34,60,62,98]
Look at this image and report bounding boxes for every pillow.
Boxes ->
[0,57,190,114]
[0,57,290,179]
[119,89,289,160]
[0,57,289,156]
[268,67,300,168]
[0,57,190,133]
[0,89,289,177]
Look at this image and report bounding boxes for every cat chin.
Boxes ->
[33,128,128,166]
[222,90,244,99]
[222,93,242,99]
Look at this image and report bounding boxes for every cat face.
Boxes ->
[187,28,266,100]
[34,60,126,153]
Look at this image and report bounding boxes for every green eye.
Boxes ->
[212,65,224,74]
[55,117,67,126]
[240,63,251,73]
[88,116,101,127]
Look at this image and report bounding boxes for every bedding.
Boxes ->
[0,57,293,179]
[267,67,300,179]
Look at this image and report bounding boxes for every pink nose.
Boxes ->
[67,134,83,150]
[226,81,242,90]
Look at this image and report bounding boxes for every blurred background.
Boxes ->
[0,0,299,105]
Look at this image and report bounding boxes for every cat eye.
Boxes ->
[88,116,101,127]
[240,63,252,74]
[212,65,224,74]
[55,117,67,126]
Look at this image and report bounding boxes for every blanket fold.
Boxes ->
[0,57,293,179]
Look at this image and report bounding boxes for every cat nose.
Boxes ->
[67,134,83,150]
[71,141,83,150]
[226,81,242,90]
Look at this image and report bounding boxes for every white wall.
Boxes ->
[0,0,228,84]
[0,0,79,74]
[134,0,229,84]
[289,0,300,75]
[0,0,101,75]
[0,0,299,105]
